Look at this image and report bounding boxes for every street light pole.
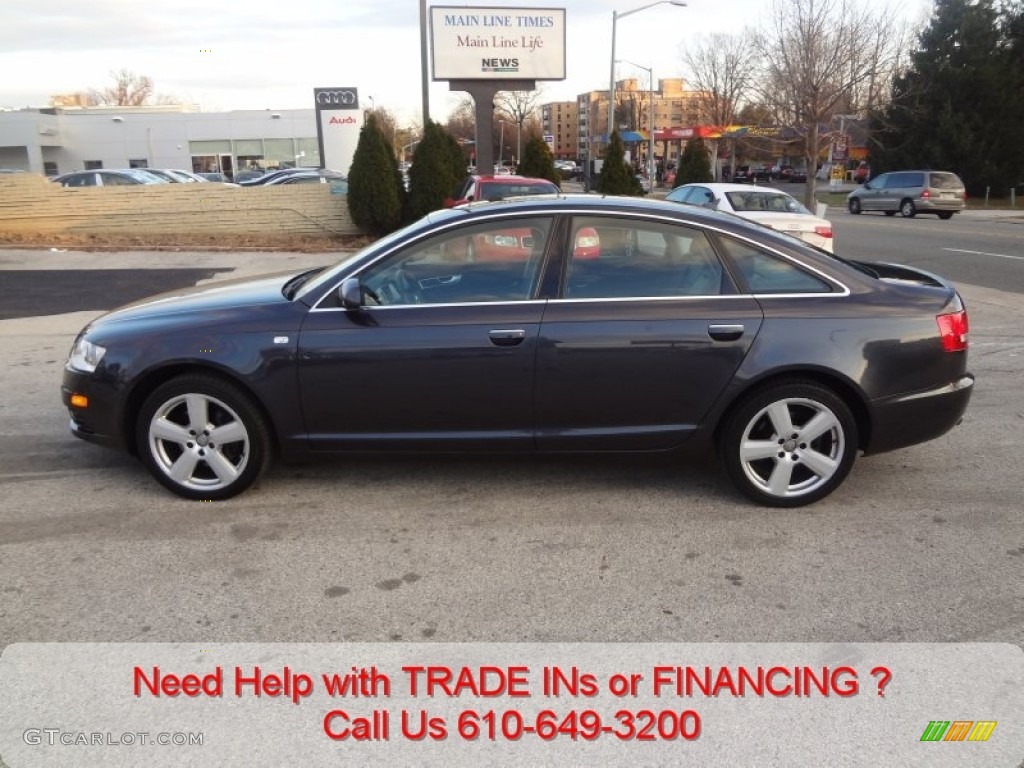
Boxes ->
[499,120,505,168]
[609,1,686,153]
[516,121,522,169]
[419,0,430,126]
[618,59,656,181]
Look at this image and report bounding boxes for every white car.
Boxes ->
[665,182,834,252]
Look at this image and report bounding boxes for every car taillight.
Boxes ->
[921,189,931,199]
[936,310,968,352]
[814,225,833,239]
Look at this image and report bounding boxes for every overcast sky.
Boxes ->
[0,0,931,123]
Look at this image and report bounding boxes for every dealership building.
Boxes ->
[0,103,360,180]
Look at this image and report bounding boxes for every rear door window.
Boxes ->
[564,216,727,299]
[664,186,693,204]
[689,186,715,206]
[929,172,963,189]
[64,173,94,187]
[717,237,834,294]
[889,172,924,188]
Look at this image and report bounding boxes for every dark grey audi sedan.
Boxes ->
[61,196,973,506]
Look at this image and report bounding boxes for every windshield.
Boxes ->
[725,191,812,215]
[479,181,559,200]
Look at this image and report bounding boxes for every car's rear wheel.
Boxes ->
[720,380,858,507]
[136,375,271,500]
[848,198,862,215]
[937,211,954,220]
[900,199,917,218]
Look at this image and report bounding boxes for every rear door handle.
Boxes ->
[489,329,527,347]
[708,324,744,341]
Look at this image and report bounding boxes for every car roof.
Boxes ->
[448,192,776,226]
[677,182,795,195]
[473,175,557,184]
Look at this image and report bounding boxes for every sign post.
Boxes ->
[829,132,849,187]
[430,6,566,178]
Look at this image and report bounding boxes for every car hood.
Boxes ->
[92,270,301,326]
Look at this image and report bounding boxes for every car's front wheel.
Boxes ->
[720,380,858,507]
[848,198,862,215]
[900,199,917,218]
[136,374,271,500]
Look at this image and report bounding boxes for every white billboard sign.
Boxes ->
[431,6,566,80]
[313,88,363,176]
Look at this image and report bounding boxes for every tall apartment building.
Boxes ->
[539,101,578,160]
[562,77,710,166]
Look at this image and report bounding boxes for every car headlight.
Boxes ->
[67,338,107,373]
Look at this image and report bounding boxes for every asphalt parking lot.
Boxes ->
[0,246,1021,649]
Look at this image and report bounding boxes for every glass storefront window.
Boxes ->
[296,138,320,168]
[234,140,264,171]
[191,155,219,173]
[264,138,296,169]
[189,140,231,155]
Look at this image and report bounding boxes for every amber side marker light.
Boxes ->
[70,394,89,408]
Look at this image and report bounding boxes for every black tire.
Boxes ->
[900,199,916,218]
[937,211,954,220]
[884,210,897,217]
[136,374,271,500]
[848,198,862,215]
[719,380,858,507]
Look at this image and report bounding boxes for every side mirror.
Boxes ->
[338,277,363,310]
[707,196,719,209]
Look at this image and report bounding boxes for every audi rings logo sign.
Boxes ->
[314,88,358,109]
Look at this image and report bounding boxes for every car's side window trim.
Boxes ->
[310,208,851,311]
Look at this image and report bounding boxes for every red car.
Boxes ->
[444,175,560,207]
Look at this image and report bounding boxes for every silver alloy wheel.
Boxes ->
[147,392,250,492]
[737,397,845,500]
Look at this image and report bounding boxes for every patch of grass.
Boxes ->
[967,196,1023,210]
[815,192,850,207]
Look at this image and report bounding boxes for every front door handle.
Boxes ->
[708,324,744,341]
[489,329,527,347]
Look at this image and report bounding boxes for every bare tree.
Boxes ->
[88,69,156,106]
[494,90,542,163]
[755,0,902,205]
[444,97,476,144]
[682,32,759,179]
[682,33,758,128]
